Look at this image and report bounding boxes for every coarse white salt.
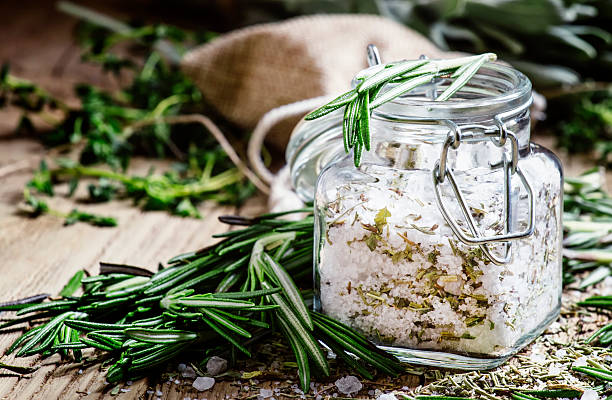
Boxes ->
[258,388,274,399]
[377,394,398,400]
[193,377,215,391]
[317,155,561,356]
[580,389,599,400]
[548,364,561,375]
[181,366,197,379]
[335,375,362,395]
[206,356,228,376]
[573,357,588,367]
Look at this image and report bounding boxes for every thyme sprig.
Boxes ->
[0,209,401,392]
[305,53,497,166]
[0,12,254,220]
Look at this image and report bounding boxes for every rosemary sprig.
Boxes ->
[0,209,401,392]
[563,168,612,288]
[305,53,497,166]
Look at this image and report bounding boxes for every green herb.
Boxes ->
[374,207,391,232]
[0,209,401,392]
[0,8,254,223]
[22,188,117,228]
[563,169,612,287]
[305,54,497,166]
[551,88,612,165]
[0,362,37,375]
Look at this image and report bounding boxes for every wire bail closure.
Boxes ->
[432,120,535,265]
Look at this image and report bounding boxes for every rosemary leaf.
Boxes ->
[124,328,198,344]
[436,54,497,101]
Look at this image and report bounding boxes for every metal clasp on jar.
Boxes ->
[432,119,535,265]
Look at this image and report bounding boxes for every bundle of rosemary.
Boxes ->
[0,209,402,392]
[563,168,612,288]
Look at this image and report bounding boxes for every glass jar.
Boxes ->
[287,62,563,369]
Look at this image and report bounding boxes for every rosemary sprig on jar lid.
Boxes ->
[304,53,497,166]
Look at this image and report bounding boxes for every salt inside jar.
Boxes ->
[287,49,563,369]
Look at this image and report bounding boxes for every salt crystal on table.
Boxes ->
[548,364,561,375]
[193,377,215,391]
[555,349,567,357]
[258,388,274,399]
[580,389,599,400]
[531,353,546,363]
[206,356,227,375]
[335,375,362,396]
[573,356,588,367]
[377,394,398,400]
[181,366,197,379]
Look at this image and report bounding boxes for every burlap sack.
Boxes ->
[181,14,455,145]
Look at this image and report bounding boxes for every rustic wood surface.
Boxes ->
[0,2,610,399]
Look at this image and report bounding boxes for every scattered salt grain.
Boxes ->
[181,366,197,379]
[335,375,362,395]
[531,353,546,364]
[206,356,228,376]
[573,356,588,367]
[548,364,561,375]
[580,389,599,400]
[377,394,398,400]
[120,388,131,393]
[156,390,163,396]
[193,377,215,391]
[147,391,154,395]
[555,349,567,357]
[258,388,274,399]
